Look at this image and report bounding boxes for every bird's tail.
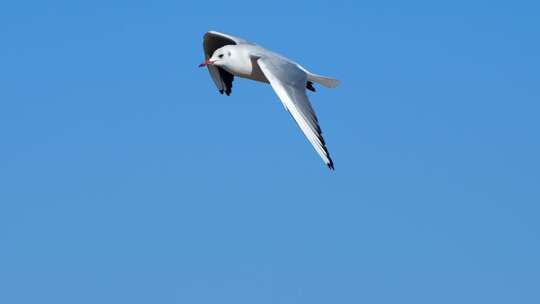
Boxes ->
[307,73,340,88]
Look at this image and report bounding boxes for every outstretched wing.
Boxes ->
[257,56,335,169]
[203,31,248,96]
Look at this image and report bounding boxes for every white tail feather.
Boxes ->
[308,73,340,88]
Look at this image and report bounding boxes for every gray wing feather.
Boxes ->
[203,31,249,95]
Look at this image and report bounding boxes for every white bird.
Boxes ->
[199,31,340,170]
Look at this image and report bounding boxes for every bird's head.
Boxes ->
[199,45,234,68]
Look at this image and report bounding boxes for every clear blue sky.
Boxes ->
[1,1,539,303]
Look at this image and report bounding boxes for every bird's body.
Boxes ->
[199,31,339,169]
[218,44,269,82]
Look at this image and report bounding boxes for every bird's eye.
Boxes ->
[218,54,224,58]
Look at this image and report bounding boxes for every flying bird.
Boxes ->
[199,31,340,170]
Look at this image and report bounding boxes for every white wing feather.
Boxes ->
[205,31,249,45]
[257,57,334,169]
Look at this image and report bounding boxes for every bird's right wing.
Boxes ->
[257,56,334,169]
[203,31,249,95]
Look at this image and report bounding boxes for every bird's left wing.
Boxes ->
[257,56,334,169]
[203,31,249,95]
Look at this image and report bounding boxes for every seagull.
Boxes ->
[199,31,340,170]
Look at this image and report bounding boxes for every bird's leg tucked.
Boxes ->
[306,81,316,92]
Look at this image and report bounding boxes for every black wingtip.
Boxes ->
[327,161,335,171]
[218,89,231,96]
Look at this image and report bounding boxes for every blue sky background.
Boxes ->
[1,1,539,303]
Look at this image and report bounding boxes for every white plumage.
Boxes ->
[199,31,339,170]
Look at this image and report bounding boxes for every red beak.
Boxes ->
[198,60,214,67]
